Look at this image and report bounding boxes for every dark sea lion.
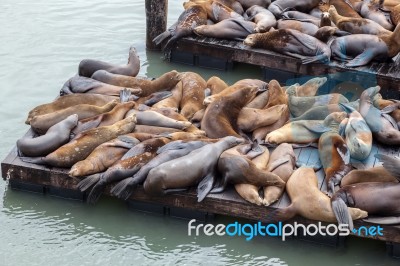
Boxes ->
[328,5,391,36]
[26,94,117,124]
[266,167,367,228]
[286,85,349,117]
[244,29,331,64]
[295,77,327,97]
[360,0,394,30]
[268,0,320,17]
[343,110,372,160]
[319,0,362,18]
[277,19,319,36]
[359,86,400,145]
[238,0,271,10]
[60,75,142,96]
[111,139,212,200]
[179,72,207,120]
[318,112,351,196]
[30,100,119,134]
[194,18,255,40]
[206,76,228,95]
[314,26,351,43]
[152,81,183,111]
[264,79,287,108]
[246,5,277,33]
[69,135,140,177]
[21,114,137,168]
[78,46,140,78]
[91,70,182,97]
[341,167,399,186]
[144,136,245,202]
[237,104,287,132]
[201,86,259,138]
[153,2,207,52]
[17,114,78,157]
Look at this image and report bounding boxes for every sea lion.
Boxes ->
[152,81,183,111]
[314,26,352,43]
[206,76,229,95]
[179,72,207,120]
[26,93,117,124]
[124,109,192,130]
[214,0,244,14]
[111,139,213,200]
[21,114,137,168]
[237,104,287,132]
[143,136,245,202]
[78,46,140,78]
[194,18,255,40]
[328,5,391,36]
[343,110,372,160]
[359,86,400,145]
[153,2,207,52]
[276,19,319,36]
[268,0,320,17]
[318,112,352,196]
[243,29,331,64]
[190,0,243,23]
[133,125,182,135]
[390,4,400,25]
[266,167,367,228]
[295,77,327,97]
[281,11,322,27]
[60,75,142,96]
[201,85,259,138]
[17,114,78,157]
[69,135,140,177]
[246,5,277,33]
[264,80,287,108]
[286,86,349,117]
[30,100,119,134]
[340,167,399,186]
[91,70,182,97]
[359,0,394,30]
[149,107,203,134]
[373,94,400,127]
[246,91,269,109]
[237,0,271,10]
[318,0,362,18]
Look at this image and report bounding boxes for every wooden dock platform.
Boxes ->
[2,129,400,256]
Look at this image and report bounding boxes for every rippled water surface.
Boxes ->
[0,1,399,265]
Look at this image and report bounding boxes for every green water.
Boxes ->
[0,0,398,265]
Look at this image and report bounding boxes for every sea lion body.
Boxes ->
[246,91,269,109]
[264,79,287,108]
[17,114,78,157]
[295,77,327,97]
[133,125,181,135]
[206,76,229,95]
[289,101,359,122]
[238,0,271,10]
[276,19,319,36]
[152,81,183,111]
[194,18,255,40]
[341,166,399,186]
[246,5,277,33]
[268,0,320,17]
[265,120,324,144]
[360,0,394,30]
[150,108,203,134]
[319,0,362,18]
[237,104,287,132]
[195,0,243,22]
[344,110,372,160]
[125,109,191,130]
[281,11,321,26]
[179,72,207,120]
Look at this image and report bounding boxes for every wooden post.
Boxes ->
[145,0,168,50]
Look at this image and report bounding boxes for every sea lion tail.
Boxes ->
[86,182,105,204]
[153,30,172,46]
[331,197,354,231]
[119,88,132,103]
[265,204,297,222]
[19,157,46,165]
[197,173,216,202]
[374,154,400,180]
[76,174,101,192]
[111,177,135,200]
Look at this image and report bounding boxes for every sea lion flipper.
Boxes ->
[144,91,173,106]
[156,140,185,154]
[153,28,173,46]
[197,172,216,202]
[336,144,350,164]
[116,136,140,148]
[339,102,357,113]
[381,113,399,130]
[76,173,101,192]
[265,204,297,223]
[267,158,290,172]
[374,154,400,180]
[19,156,46,165]
[331,197,354,231]
[119,88,132,103]
[381,103,400,114]
[346,51,376,67]
[86,182,105,205]
[302,123,330,134]
[111,177,135,200]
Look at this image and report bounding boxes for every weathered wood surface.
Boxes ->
[173,37,400,98]
[145,0,168,50]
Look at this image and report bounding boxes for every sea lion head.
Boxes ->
[320,12,332,27]
[66,114,79,128]
[285,84,297,96]
[243,33,258,46]
[224,136,245,146]
[324,111,348,127]
[239,85,260,104]
[361,86,381,103]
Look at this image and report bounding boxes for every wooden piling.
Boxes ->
[145,0,168,50]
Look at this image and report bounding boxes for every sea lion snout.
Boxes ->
[243,35,255,46]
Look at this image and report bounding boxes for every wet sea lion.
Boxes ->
[69,135,140,177]
[237,0,271,10]
[179,72,207,120]
[191,0,243,23]
[295,77,327,97]
[152,81,183,111]
[268,0,320,17]
[244,29,331,64]
[26,93,117,124]
[276,19,319,36]
[314,26,352,43]
[144,136,244,202]
[359,86,400,145]
[318,112,351,195]
[78,46,140,78]
[267,167,367,228]
[360,0,394,30]
[373,94,400,127]
[91,70,182,97]
[264,80,287,108]
[17,114,78,157]
[60,75,142,96]
[340,166,399,186]
[111,139,212,200]
[21,114,137,168]
[206,76,228,95]
[201,86,259,138]
[318,0,362,18]
[343,110,372,160]
[194,18,255,40]
[153,2,207,52]
[30,100,119,134]
[237,104,287,132]
[246,5,277,33]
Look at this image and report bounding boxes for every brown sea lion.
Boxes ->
[152,108,203,134]
[246,91,269,109]
[206,76,228,95]
[318,112,351,196]
[264,80,287,108]
[373,94,400,127]
[60,75,142,96]
[144,136,245,201]
[152,81,183,111]
[319,0,362,18]
[26,94,117,124]
[343,110,372,160]
[237,104,287,132]
[21,114,137,168]
[179,72,207,120]
[190,0,243,23]
[133,125,182,135]
[276,19,319,36]
[237,0,271,10]
[328,5,391,36]
[244,29,331,64]
[194,18,255,40]
[246,5,277,33]
[214,0,244,14]
[124,109,192,130]
[390,4,400,25]
[91,70,182,97]
[17,114,78,157]
[295,77,327,97]
[359,86,400,145]
[360,0,394,30]
[281,11,322,27]
[340,167,399,186]
[78,46,140,78]
[30,100,119,134]
[268,0,320,17]
[201,86,259,138]
[154,2,207,52]
[266,167,367,229]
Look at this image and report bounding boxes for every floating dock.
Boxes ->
[2,129,400,257]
